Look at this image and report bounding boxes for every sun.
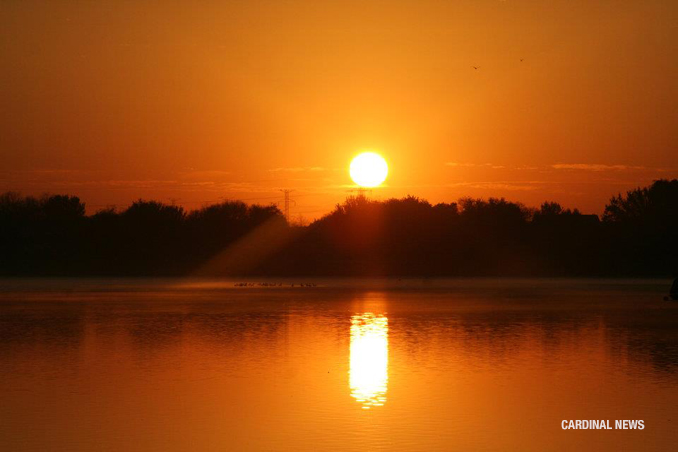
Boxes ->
[350,152,388,188]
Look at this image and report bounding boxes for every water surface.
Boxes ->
[0,278,677,451]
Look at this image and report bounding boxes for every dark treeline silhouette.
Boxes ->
[0,179,676,277]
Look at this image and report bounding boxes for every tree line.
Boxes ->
[0,179,676,277]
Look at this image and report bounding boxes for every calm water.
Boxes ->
[1,278,677,451]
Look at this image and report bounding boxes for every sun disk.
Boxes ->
[350,152,388,188]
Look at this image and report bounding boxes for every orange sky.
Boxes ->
[1,0,676,219]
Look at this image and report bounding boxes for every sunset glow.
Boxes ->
[2,1,678,451]
[1,1,676,218]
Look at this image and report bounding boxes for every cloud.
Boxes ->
[446,181,544,191]
[446,162,668,173]
[56,179,180,189]
[6,169,83,175]
[178,170,231,181]
[268,167,326,172]
[468,182,541,191]
[551,163,645,172]
[445,162,488,168]
[445,162,530,170]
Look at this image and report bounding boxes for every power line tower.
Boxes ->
[279,189,294,221]
[347,187,372,198]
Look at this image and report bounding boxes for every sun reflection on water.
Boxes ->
[349,313,389,409]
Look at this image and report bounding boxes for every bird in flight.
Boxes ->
[472,66,480,70]
[520,59,524,62]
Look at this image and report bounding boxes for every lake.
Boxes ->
[0,278,677,451]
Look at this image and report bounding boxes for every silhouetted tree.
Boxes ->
[0,193,86,274]
[531,201,602,275]
[603,179,678,275]
[186,200,286,265]
[0,180,676,277]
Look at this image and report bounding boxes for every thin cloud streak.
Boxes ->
[268,167,326,172]
[551,163,646,171]
[445,162,676,173]
[445,162,507,169]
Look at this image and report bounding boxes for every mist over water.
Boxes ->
[0,279,677,451]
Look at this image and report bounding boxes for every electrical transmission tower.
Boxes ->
[279,189,294,221]
[347,187,372,198]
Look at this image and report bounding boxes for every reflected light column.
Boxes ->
[349,313,389,409]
